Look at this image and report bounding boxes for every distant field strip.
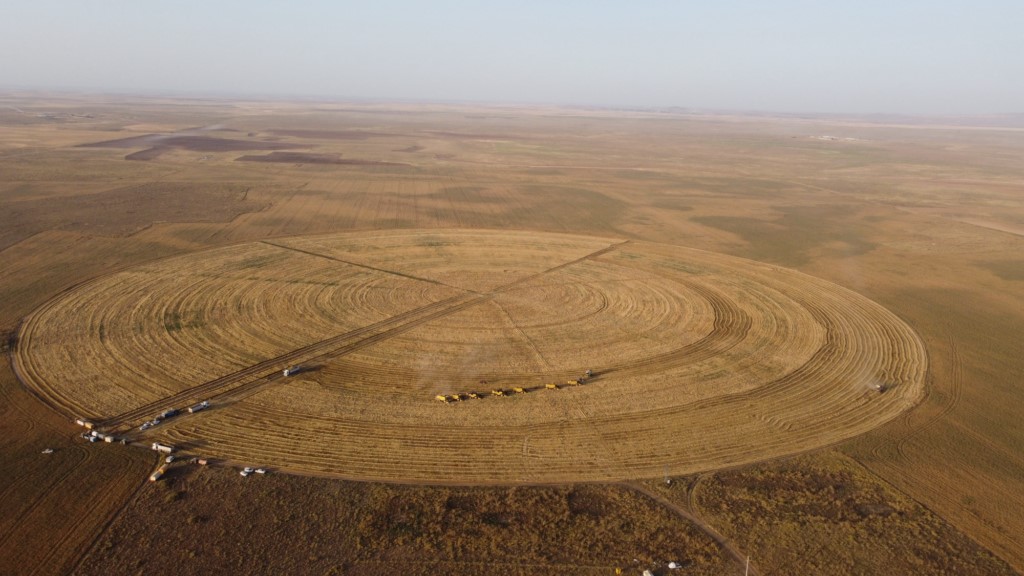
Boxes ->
[14,230,926,483]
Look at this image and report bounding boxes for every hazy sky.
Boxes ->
[3,0,1022,114]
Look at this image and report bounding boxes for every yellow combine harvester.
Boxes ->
[435,383,556,402]
[437,392,482,402]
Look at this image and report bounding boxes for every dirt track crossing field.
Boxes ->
[14,229,926,483]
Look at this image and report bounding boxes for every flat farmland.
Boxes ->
[1,95,1022,574]
[17,229,925,483]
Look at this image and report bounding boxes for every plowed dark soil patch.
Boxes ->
[77,134,163,148]
[425,131,522,140]
[124,147,167,161]
[80,135,302,153]
[235,151,409,166]
[269,129,389,140]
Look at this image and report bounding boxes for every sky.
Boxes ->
[2,0,1022,114]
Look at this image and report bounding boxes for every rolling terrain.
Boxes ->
[1,94,1021,574]
[16,230,925,484]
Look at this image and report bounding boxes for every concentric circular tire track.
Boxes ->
[14,230,926,483]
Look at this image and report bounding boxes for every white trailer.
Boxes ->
[188,400,209,414]
[151,442,174,454]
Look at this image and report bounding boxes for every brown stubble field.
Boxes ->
[14,230,927,484]
[1,92,1022,575]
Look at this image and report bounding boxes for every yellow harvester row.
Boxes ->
[435,371,593,403]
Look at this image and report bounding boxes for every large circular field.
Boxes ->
[15,230,926,483]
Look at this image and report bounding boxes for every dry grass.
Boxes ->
[1,94,1022,574]
[16,230,924,483]
[0,363,153,576]
[76,466,732,576]
[645,452,1015,575]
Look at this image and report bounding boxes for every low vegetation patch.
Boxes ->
[648,452,1016,575]
[78,467,731,575]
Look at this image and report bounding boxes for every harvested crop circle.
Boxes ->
[15,230,926,483]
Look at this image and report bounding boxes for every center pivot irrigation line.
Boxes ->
[101,292,476,431]
[260,240,462,290]
[102,240,627,433]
